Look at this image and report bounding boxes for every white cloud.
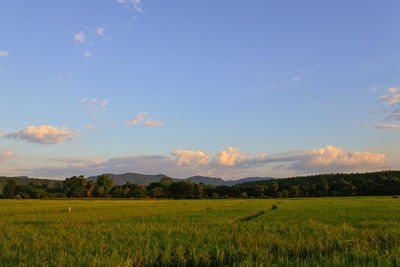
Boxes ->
[144,120,164,128]
[13,145,387,179]
[84,51,91,58]
[374,123,400,129]
[100,99,109,112]
[84,125,95,129]
[0,148,14,163]
[388,87,399,94]
[74,32,85,43]
[171,150,210,166]
[388,111,400,122]
[80,98,109,115]
[117,0,143,12]
[49,157,102,165]
[380,88,400,106]
[97,27,105,36]
[293,74,303,81]
[125,112,147,125]
[4,125,80,145]
[211,146,386,173]
[0,50,8,58]
[213,147,248,166]
[380,94,400,105]
[125,112,164,127]
[305,146,385,168]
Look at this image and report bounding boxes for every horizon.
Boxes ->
[1,1,400,179]
[2,169,399,182]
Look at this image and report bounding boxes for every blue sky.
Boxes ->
[0,0,399,179]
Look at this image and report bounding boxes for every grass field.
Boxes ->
[0,197,399,266]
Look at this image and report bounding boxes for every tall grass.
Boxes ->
[0,197,399,266]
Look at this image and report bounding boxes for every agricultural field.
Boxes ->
[0,197,399,266]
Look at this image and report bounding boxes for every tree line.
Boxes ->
[1,171,400,199]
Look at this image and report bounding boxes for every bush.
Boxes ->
[272,204,278,210]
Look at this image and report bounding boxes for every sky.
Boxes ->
[0,0,399,180]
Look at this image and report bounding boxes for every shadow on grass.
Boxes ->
[239,211,266,222]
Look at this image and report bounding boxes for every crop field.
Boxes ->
[0,197,399,266]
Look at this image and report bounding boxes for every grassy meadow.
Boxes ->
[0,197,399,266]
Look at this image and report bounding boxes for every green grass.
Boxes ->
[0,197,399,266]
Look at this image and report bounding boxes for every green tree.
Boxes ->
[96,174,114,197]
[3,180,16,198]
[272,182,279,196]
[63,176,87,197]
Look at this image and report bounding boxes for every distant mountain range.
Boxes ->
[0,173,274,188]
[87,173,274,186]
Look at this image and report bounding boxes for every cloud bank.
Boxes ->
[4,125,80,145]
[17,146,386,178]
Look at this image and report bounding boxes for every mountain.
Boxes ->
[182,176,227,186]
[225,177,274,186]
[88,173,274,186]
[87,173,170,186]
[0,173,275,187]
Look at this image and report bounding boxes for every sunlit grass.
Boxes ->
[1,197,399,266]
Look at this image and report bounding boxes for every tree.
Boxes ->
[86,180,96,197]
[3,180,16,198]
[168,182,195,199]
[321,178,329,194]
[291,186,299,197]
[255,185,265,197]
[63,176,87,197]
[281,189,289,198]
[241,192,248,198]
[127,183,147,198]
[96,174,114,197]
[150,187,164,198]
[272,182,279,196]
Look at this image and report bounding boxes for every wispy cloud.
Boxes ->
[80,98,109,115]
[0,50,8,58]
[144,120,164,128]
[387,111,400,122]
[293,74,303,82]
[125,112,147,125]
[117,0,143,12]
[84,51,91,58]
[74,32,85,43]
[0,148,14,163]
[4,125,80,145]
[125,112,163,127]
[379,88,400,106]
[84,125,95,129]
[373,86,400,128]
[380,94,400,106]
[374,123,400,129]
[49,157,102,165]
[97,27,105,36]
[100,99,109,112]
